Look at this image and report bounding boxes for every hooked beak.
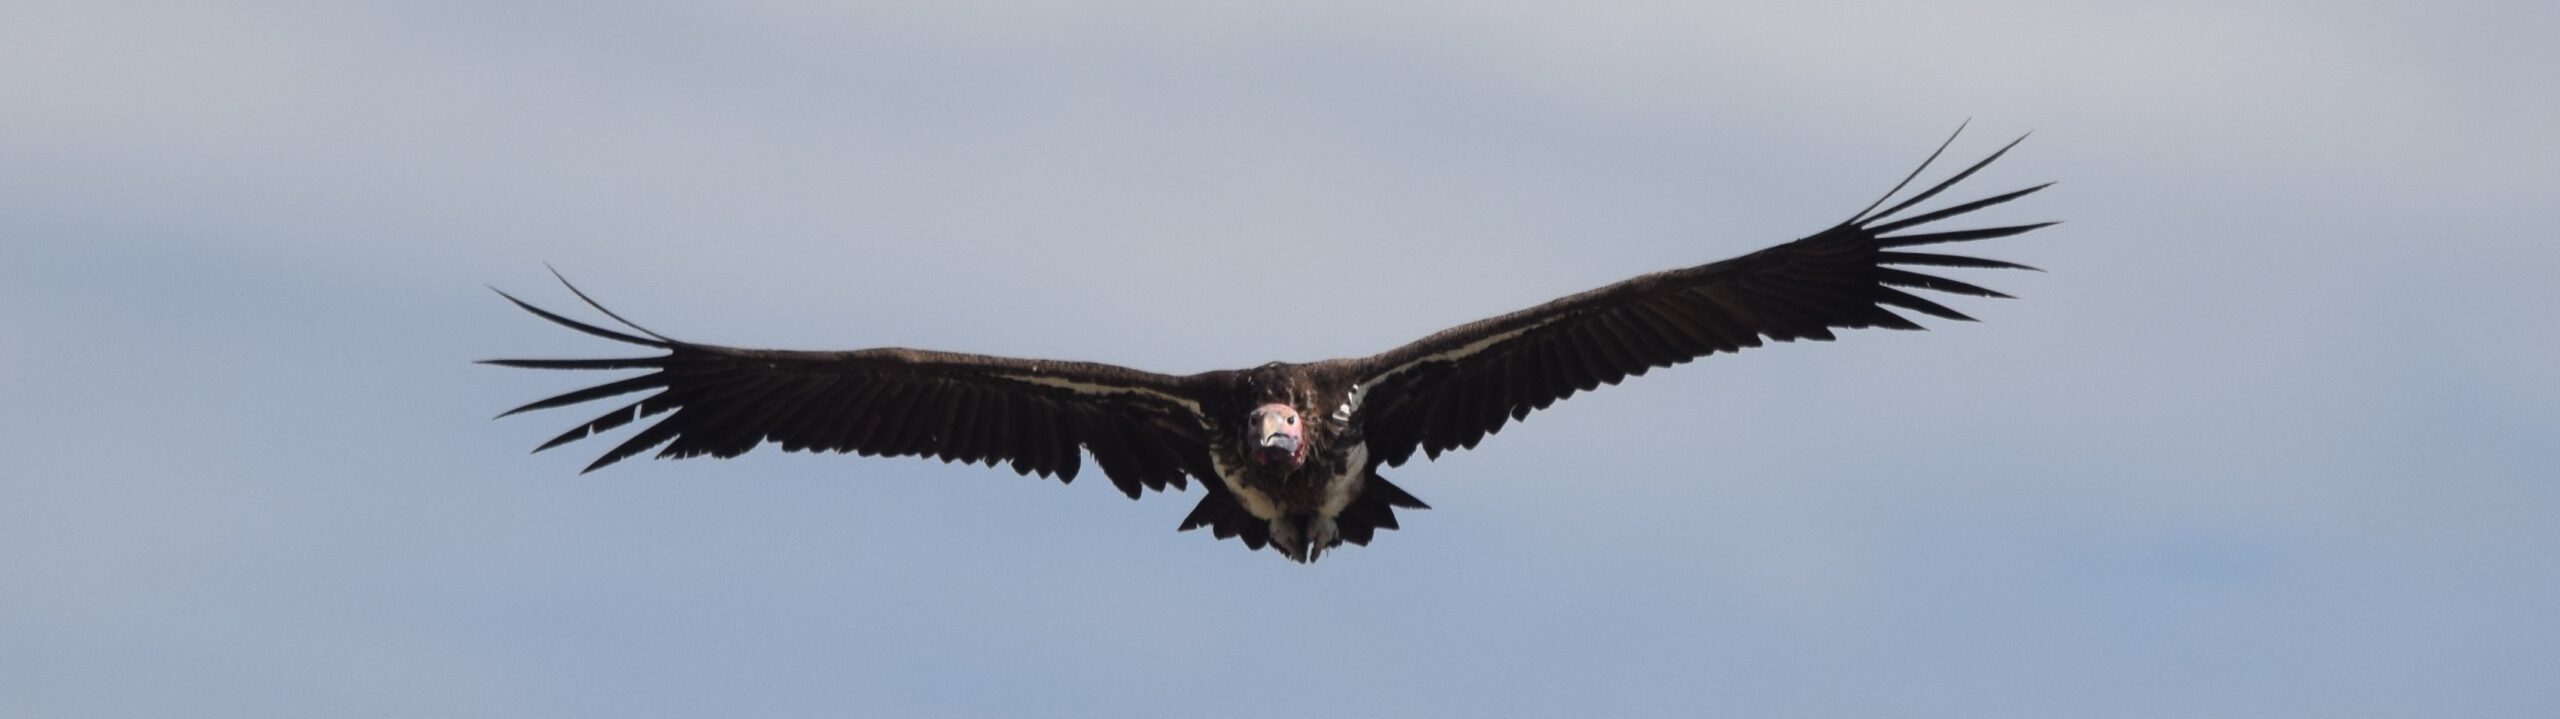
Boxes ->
[1249,403,1304,466]
[1256,432,1300,463]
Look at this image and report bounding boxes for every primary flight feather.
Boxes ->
[486,128,2055,562]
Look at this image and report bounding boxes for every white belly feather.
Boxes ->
[1210,442,1368,521]
[1317,443,1367,517]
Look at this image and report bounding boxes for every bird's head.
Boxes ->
[1245,403,1306,468]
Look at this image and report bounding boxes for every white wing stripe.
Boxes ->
[1359,317,1559,389]
[997,372,1204,416]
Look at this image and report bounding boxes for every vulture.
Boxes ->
[487,129,2054,562]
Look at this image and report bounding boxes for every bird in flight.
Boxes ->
[487,128,2054,562]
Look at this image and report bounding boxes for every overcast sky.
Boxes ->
[5,1,2556,717]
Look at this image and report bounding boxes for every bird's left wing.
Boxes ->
[484,280,1213,498]
[1350,131,2054,468]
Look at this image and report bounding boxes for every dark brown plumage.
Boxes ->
[486,128,2054,562]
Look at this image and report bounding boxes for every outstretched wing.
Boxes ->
[1352,129,2055,467]
[484,278,1213,498]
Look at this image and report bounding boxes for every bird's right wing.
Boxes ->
[484,279,1214,498]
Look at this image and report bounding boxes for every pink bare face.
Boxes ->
[1246,403,1305,467]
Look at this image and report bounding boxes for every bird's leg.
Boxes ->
[1268,517,1307,563]
[1306,516,1339,563]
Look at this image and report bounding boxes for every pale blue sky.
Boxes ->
[5,2,2555,716]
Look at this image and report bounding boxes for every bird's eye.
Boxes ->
[1285,415,1297,425]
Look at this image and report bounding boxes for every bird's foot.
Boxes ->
[1269,515,1343,563]
[1269,518,1307,563]
[1308,516,1339,563]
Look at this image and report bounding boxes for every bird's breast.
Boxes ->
[1211,441,1368,522]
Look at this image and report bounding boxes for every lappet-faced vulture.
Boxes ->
[487,128,2054,562]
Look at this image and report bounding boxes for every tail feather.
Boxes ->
[1177,472,1429,561]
